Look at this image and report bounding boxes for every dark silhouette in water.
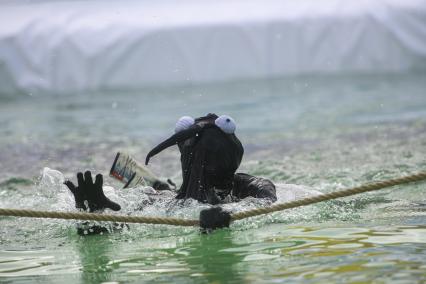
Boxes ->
[145,113,276,204]
[65,113,276,232]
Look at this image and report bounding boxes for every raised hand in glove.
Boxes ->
[64,171,121,212]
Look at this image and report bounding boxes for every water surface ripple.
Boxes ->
[1,72,426,283]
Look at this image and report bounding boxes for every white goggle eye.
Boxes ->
[175,116,195,133]
[215,115,236,134]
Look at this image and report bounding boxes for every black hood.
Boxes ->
[145,113,243,203]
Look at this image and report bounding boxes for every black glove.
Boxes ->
[152,179,176,191]
[64,171,121,212]
[199,207,231,233]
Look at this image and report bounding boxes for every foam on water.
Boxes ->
[0,167,327,243]
[2,165,419,246]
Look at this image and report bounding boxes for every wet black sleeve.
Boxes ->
[232,173,277,202]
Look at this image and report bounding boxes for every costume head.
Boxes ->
[145,113,243,203]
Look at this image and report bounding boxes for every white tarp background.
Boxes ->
[0,0,425,95]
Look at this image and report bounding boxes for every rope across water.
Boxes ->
[0,208,199,226]
[231,171,426,221]
[0,171,425,226]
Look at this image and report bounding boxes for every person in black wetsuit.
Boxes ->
[65,113,277,232]
[145,113,277,204]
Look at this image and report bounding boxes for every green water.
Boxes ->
[1,72,426,283]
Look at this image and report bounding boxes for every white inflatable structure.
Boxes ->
[0,0,425,95]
